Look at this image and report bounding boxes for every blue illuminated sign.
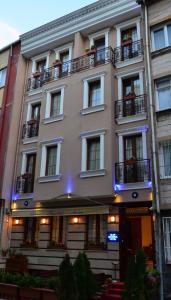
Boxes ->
[107,231,119,243]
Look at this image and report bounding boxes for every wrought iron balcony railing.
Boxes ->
[115,159,151,184]
[114,40,143,64]
[22,120,39,139]
[27,47,115,91]
[16,173,34,193]
[115,94,147,119]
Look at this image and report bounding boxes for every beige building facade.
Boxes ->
[9,0,154,279]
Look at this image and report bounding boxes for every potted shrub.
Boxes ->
[85,45,96,56]
[122,33,132,46]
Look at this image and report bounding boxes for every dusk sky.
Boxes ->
[0,0,97,49]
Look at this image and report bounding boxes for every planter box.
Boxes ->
[6,255,28,273]
[41,288,58,300]
[19,287,41,300]
[0,283,19,299]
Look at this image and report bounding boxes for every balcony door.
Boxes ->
[31,103,41,121]
[122,76,140,116]
[121,27,138,60]
[124,135,143,183]
[94,37,105,63]
[25,153,36,193]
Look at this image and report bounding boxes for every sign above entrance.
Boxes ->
[107,231,119,242]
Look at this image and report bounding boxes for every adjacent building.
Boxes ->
[8,0,154,280]
[0,41,26,266]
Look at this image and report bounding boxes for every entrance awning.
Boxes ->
[12,205,110,217]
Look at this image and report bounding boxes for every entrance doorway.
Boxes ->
[119,206,154,280]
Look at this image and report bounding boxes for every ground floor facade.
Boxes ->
[7,195,154,280]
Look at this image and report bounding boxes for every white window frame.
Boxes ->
[54,43,73,72]
[26,99,41,122]
[82,73,105,114]
[80,129,106,178]
[117,126,148,163]
[152,23,171,51]
[155,77,171,112]
[39,138,63,182]
[89,28,109,48]
[159,140,171,179]
[117,70,144,100]
[44,85,65,123]
[115,17,141,48]
[163,217,171,263]
[0,68,7,88]
[31,51,50,73]
[21,149,37,175]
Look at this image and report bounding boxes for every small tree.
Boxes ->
[74,252,97,300]
[58,254,78,300]
[123,249,150,300]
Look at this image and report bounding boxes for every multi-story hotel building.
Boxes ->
[9,0,154,280]
[138,0,171,298]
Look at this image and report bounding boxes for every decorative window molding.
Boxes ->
[117,126,148,163]
[44,86,65,123]
[80,129,106,177]
[115,17,141,47]
[89,28,109,48]
[26,100,41,122]
[117,70,144,100]
[21,149,37,175]
[163,217,171,263]
[82,74,105,112]
[39,138,63,182]
[152,23,171,52]
[31,51,50,73]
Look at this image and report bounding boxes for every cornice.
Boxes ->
[20,0,117,41]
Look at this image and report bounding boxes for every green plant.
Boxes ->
[122,249,150,300]
[58,254,78,300]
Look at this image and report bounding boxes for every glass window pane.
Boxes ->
[154,28,165,50]
[167,24,171,46]
[0,68,7,88]
[158,88,171,110]
[46,146,57,176]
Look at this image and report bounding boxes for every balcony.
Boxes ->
[16,173,34,193]
[27,47,115,91]
[115,94,147,119]
[114,40,143,64]
[115,159,151,184]
[22,120,39,139]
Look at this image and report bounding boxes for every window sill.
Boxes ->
[43,114,64,124]
[80,104,105,115]
[38,174,61,183]
[22,137,38,144]
[115,181,151,190]
[27,88,43,96]
[151,45,171,58]
[80,169,106,178]
[156,108,171,115]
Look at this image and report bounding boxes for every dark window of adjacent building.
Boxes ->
[45,145,57,176]
[88,80,101,107]
[50,92,61,117]
[87,137,100,171]
[0,68,7,88]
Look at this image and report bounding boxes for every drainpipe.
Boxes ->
[143,1,164,299]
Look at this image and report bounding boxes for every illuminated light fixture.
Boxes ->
[13,218,20,225]
[114,184,121,192]
[67,193,71,199]
[12,202,17,209]
[40,218,48,225]
[108,215,119,224]
[73,217,79,224]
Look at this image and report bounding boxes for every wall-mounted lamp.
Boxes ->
[108,215,119,224]
[67,193,71,199]
[40,218,49,225]
[13,218,22,225]
[73,217,79,224]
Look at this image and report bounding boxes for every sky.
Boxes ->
[0,0,97,49]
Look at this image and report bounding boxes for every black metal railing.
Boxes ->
[114,40,143,63]
[27,47,115,91]
[16,174,34,193]
[115,159,151,184]
[22,120,39,139]
[115,94,147,119]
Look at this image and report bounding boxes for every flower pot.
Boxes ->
[122,39,132,46]
[33,72,41,78]
[85,49,96,56]
[53,60,62,67]
[19,287,41,300]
